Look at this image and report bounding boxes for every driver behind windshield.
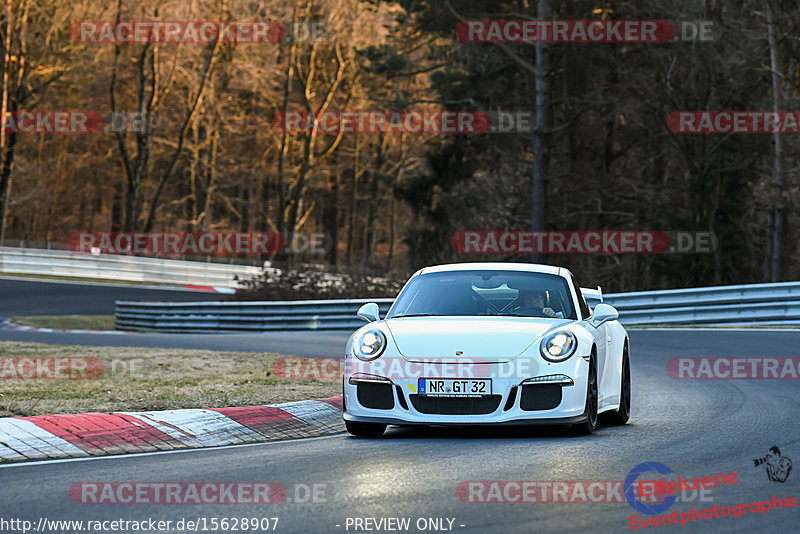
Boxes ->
[513,289,558,318]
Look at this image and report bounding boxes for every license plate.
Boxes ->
[418,378,491,397]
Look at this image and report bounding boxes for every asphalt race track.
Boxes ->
[1,328,798,533]
[0,277,226,316]
[0,277,349,357]
[0,328,352,358]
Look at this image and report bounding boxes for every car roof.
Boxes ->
[415,262,568,277]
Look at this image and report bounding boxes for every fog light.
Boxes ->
[348,373,392,385]
[521,374,574,386]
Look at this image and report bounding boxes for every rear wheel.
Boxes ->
[573,353,598,435]
[345,420,386,437]
[602,342,630,425]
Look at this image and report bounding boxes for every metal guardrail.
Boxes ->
[115,281,800,332]
[599,281,800,309]
[0,247,262,288]
[586,282,800,325]
[116,299,395,332]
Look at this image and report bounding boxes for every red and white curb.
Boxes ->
[0,396,343,463]
[184,285,236,294]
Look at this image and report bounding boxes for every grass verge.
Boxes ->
[0,341,339,417]
[12,315,117,331]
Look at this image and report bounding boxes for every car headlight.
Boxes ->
[354,329,387,361]
[540,331,577,362]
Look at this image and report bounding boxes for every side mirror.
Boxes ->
[357,302,380,323]
[589,303,619,327]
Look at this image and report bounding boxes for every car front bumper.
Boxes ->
[342,355,590,425]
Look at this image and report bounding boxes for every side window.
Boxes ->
[570,275,591,320]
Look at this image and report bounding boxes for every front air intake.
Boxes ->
[519,383,562,411]
[357,382,395,410]
[409,395,501,415]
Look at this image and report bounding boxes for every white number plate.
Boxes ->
[418,378,491,397]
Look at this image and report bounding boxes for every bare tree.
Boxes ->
[764,0,783,281]
[530,0,551,263]
[108,0,223,232]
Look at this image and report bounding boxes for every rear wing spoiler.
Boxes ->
[580,286,603,302]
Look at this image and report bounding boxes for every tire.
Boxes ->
[345,420,386,438]
[572,352,598,435]
[602,342,631,425]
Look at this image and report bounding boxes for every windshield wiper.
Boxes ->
[392,313,442,318]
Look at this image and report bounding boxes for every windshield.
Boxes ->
[387,270,577,320]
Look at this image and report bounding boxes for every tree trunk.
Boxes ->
[530,0,551,263]
[364,134,386,263]
[0,0,13,243]
[199,124,219,231]
[765,2,783,282]
[275,11,297,235]
[346,134,360,265]
[323,152,341,266]
[143,40,218,232]
[285,129,315,237]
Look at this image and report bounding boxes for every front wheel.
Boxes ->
[602,343,630,425]
[345,420,386,437]
[572,353,598,435]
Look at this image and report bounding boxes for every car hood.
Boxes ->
[384,317,573,362]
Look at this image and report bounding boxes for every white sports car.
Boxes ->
[342,262,630,437]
